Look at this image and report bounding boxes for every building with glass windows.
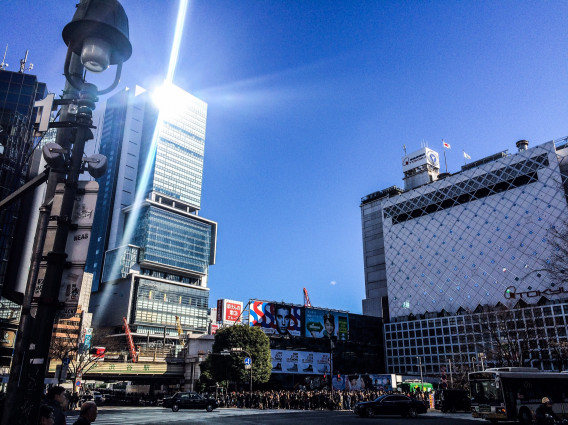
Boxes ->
[361,139,568,374]
[88,84,216,345]
[0,69,47,365]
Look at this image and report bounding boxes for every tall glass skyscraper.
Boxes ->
[87,84,216,339]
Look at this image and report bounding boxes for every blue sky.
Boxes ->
[3,1,568,313]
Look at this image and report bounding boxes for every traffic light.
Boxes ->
[323,374,326,380]
[337,373,341,380]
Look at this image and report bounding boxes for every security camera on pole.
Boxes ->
[1,1,131,424]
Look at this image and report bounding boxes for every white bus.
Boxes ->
[469,367,568,424]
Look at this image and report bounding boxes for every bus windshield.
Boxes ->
[470,379,502,404]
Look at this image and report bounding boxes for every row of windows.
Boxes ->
[385,304,568,331]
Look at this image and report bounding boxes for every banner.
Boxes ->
[271,349,329,374]
[249,301,301,336]
[368,374,394,392]
[304,308,349,340]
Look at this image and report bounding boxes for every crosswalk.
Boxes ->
[66,406,304,425]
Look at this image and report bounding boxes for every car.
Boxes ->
[434,389,471,413]
[162,392,218,412]
[93,392,103,405]
[354,394,428,418]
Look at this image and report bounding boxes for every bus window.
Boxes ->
[470,380,501,403]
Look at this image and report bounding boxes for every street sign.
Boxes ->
[63,357,70,366]
[75,380,81,387]
[244,357,252,366]
[245,364,251,370]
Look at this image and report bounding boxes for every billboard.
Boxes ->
[249,301,301,336]
[402,147,440,173]
[304,308,349,340]
[271,349,329,375]
[216,299,243,323]
[368,374,394,392]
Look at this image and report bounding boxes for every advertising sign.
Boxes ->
[332,375,346,390]
[402,147,439,173]
[305,308,349,340]
[216,299,243,323]
[224,300,243,322]
[249,301,301,336]
[271,349,329,374]
[216,300,223,322]
[368,374,394,391]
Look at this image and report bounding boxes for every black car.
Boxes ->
[434,389,471,413]
[354,394,428,418]
[162,392,218,412]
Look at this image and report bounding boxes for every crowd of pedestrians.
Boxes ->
[213,388,430,411]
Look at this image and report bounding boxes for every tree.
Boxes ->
[201,325,271,388]
[49,325,119,392]
[545,222,568,287]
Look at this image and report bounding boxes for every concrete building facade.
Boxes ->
[361,139,568,374]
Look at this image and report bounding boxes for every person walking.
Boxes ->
[72,401,97,425]
[45,386,68,425]
[535,397,558,425]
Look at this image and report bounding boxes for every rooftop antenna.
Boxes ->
[19,50,33,73]
[403,144,407,155]
[0,44,8,70]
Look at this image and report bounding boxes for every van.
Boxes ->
[435,389,471,413]
[93,391,103,405]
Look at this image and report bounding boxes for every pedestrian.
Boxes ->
[39,404,55,425]
[45,386,68,425]
[535,397,558,425]
[72,401,97,425]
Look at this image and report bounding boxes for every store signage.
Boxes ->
[504,285,567,299]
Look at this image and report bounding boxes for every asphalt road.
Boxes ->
[65,407,491,425]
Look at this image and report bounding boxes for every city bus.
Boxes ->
[469,367,568,424]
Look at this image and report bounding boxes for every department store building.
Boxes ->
[361,139,568,374]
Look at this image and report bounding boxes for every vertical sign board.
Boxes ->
[216,300,223,323]
[33,181,98,319]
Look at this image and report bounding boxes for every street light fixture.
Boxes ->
[62,0,132,92]
[2,2,130,424]
[478,353,486,371]
[417,356,424,392]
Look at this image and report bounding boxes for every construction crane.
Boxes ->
[303,288,312,307]
[175,316,185,347]
[122,317,138,363]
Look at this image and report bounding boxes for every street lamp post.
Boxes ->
[1,1,131,424]
[478,353,486,371]
[231,347,253,393]
[417,356,424,392]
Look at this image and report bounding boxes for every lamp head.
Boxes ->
[62,0,132,73]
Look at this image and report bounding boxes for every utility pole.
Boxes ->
[1,1,131,423]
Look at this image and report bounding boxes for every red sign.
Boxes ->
[225,302,242,322]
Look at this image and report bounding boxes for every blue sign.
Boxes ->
[244,357,252,366]
[63,357,71,366]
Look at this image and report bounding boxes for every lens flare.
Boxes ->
[97,0,190,316]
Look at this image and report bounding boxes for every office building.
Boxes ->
[0,68,47,365]
[361,139,568,373]
[88,84,216,346]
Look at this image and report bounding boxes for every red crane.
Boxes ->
[303,288,312,307]
[123,317,138,363]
